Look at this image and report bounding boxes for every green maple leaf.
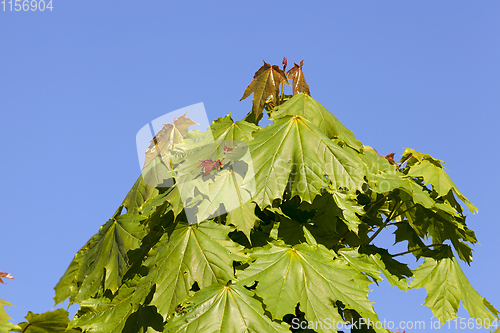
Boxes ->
[164,284,290,333]
[71,286,136,333]
[55,214,149,304]
[298,192,342,233]
[135,221,247,319]
[163,115,259,226]
[411,249,499,327]
[15,309,79,333]
[393,222,433,258]
[286,60,310,96]
[299,190,364,235]
[0,299,20,333]
[226,201,260,242]
[402,203,476,264]
[238,240,386,333]
[240,115,367,208]
[120,159,172,215]
[240,61,289,121]
[401,148,477,213]
[400,148,445,167]
[190,164,258,235]
[70,284,164,333]
[338,248,409,291]
[209,114,259,142]
[269,93,362,150]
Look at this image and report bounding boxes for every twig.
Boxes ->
[392,244,444,257]
[364,189,396,215]
[396,154,413,170]
[365,201,402,245]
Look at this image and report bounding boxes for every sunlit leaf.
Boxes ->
[16,309,79,333]
[55,214,149,303]
[240,115,367,207]
[164,284,289,333]
[0,299,20,333]
[238,241,386,333]
[269,93,362,150]
[135,221,247,319]
[408,159,477,213]
[411,249,499,326]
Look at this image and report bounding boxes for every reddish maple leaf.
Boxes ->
[384,152,397,165]
[240,61,289,121]
[198,159,222,175]
[0,270,14,283]
[286,59,310,96]
[224,143,234,152]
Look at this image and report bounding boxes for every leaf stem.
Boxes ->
[365,201,402,245]
[280,82,285,104]
[364,189,396,215]
[392,243,444,257]
[390,204,416,221]
[396,154,413,170]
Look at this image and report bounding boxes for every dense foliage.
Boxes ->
[2,60,498,332]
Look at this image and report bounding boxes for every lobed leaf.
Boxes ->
[55,214,149,304]
[269,93,362,150]
[0,299,20,333]
[71,286,136,333]
[338,248,409,291]
[240,115,367,208]
[286,60,310,96]
[16,309,79,333]
[238,241,386,333]
[164,284,289,333]
[135,221,247,319]
[411,250,499,327]
[240,61,289,121]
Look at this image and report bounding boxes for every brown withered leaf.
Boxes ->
[287,60,310,96]
[0,271,14,283]
[240,61,289,122]
[143,113,198,170]
[384,152,397,165]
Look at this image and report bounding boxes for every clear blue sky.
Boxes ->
[1,1,499,332]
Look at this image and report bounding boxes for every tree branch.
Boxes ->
[396,154,413,170]
[364,189,396,215]
[392,243,444,257]
[365,201,402,245]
